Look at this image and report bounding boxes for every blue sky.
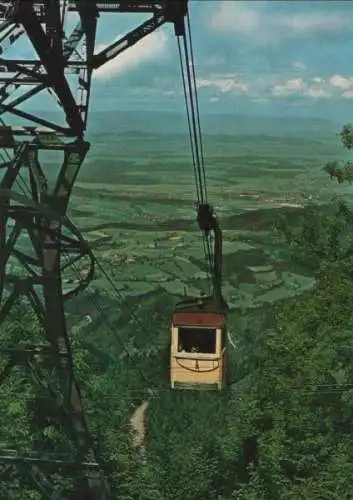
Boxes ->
[6,1,353,120]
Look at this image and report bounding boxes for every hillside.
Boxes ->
[2,113,353,498]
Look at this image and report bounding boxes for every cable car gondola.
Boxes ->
[169,14,229,390]
[170,203,229,390]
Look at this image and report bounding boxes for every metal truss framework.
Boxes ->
[0,1,187,498]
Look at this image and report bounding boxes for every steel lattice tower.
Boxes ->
[0,1,187,498]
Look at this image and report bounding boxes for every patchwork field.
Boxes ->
[3,113,350,390]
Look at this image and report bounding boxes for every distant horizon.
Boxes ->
[17,107,345,123]
[2,108,345,140]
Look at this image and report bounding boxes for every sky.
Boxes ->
[6,1,353,121]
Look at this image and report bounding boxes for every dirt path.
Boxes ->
[130,400,149,449]
[227,330,237,350]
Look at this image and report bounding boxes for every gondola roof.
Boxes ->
[172,294,228,327]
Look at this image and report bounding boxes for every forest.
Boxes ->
[2,125,353,499]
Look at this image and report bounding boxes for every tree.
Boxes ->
[323,124,353,183]
[340,124,353,149]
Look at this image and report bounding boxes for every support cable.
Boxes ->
[184,15,214,284]
[181,33,205,205]
[177,36,200,204]
[177,30,213,293]
[180,24,207,207]
[186,11,207,202]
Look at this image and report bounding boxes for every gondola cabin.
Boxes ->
[170,299,227,390]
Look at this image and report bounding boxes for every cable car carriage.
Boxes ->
[170,203,229,390]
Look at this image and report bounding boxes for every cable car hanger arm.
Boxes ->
[197,203,223,305]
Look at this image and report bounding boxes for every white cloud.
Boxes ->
[93,30,168,80]
[306,87,329,99]
[197,76,248,94]
[210,1,353,41]
[271,76,332,99]
[192,70,353,103]
[272,78,304,97]
[329,74,353,90]
[343,89,353,99]
[293,61,307,71]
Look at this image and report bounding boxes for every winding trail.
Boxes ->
[130,400,149,449]
[227,330,237,350]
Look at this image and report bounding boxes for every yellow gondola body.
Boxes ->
[170,310,227,390]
